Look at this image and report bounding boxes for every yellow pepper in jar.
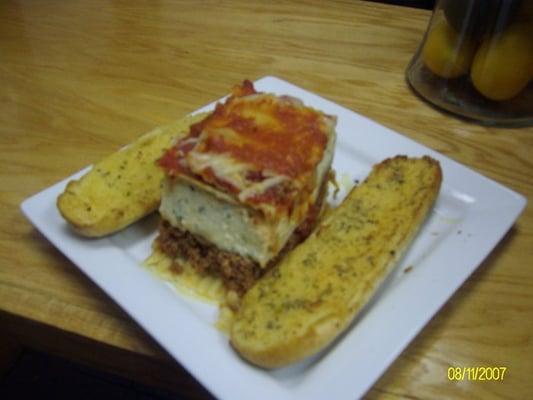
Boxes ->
[422,17,477,79]
[471,23,532,101]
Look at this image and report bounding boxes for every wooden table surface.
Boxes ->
[1,0,532,398]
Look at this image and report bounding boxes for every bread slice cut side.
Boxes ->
[230,156,442,368]
[57,113,207,237]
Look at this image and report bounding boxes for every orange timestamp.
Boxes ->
[448,366,507,381]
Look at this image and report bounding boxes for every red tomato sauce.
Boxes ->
[158,81,330,208]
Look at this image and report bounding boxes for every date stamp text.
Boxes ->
[448,367,507,381]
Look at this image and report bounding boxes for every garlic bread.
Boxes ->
[57,113,207,237]
[230,156,442,368]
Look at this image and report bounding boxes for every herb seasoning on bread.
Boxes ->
[57,113,207,237]
[231,156,442,368]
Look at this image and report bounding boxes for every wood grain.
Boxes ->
[1,0,532,399]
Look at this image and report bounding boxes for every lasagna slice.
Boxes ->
[156,80,336,295]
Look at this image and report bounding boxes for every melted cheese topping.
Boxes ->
[159,81,336,216]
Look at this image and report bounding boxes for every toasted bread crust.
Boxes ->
[230,156,442,368]
[57,113,207,237]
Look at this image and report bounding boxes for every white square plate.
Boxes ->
[21,76,526,400]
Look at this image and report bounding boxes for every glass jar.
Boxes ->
[406,0,533,126]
